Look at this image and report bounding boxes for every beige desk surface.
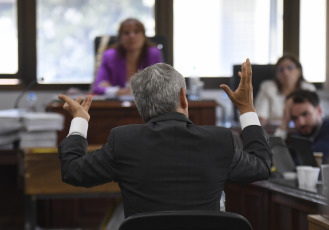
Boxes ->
[308,214,329,230]
[20,145,121,195]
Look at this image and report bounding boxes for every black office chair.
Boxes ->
[119,210,253,230]
[231,64,276,121]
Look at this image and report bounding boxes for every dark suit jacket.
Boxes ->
[58,112,271,217]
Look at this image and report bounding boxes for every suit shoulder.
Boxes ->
[301,81,316,91]
[103,48,118,59]
[111,124,144,133]
[147,46,161,56]
[148,46,161,53]
[259,80,276,89]
[195,125,231,135]
[322,119,329,129]
[258,80,278,95]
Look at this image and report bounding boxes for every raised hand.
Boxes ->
[220,58,255,115]
[57,94,92,122]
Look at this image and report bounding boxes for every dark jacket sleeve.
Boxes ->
[58,134,117,187]
[228,125,271,183]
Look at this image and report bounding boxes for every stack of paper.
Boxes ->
[20,112,64,148]
[20,131,58,148]
[0,109,23,149]
[0,110,65,149]
[22,112,64,132]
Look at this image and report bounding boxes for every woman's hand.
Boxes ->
[117,86,132,96]
[99,80,111,88]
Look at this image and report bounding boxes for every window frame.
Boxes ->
[0,0,172,91]
[0,0,324,90]
[0,0,23,85]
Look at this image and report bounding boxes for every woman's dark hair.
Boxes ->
[274,54,305,92]
[111,18,156,65]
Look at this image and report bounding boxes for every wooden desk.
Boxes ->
[0,149,24,229]
[225,179,327,230]
[308,215,329,230]
[20,146,120,230]
[20,146,120,195]
[0,149,18,165]
[47,100,218,145]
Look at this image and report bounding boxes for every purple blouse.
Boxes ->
[93,46,163,94]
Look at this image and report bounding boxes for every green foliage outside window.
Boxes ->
[37,0,155,84]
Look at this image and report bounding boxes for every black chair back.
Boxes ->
[119,210,253,230]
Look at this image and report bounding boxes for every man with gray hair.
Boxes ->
[57,59,271,218]
[131,63,188,122]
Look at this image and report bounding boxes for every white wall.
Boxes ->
[0,90,67,111]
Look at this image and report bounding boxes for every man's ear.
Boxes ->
[180,88,188,109]
[316,105,323,116]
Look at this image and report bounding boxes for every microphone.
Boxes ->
[14,79,40,109]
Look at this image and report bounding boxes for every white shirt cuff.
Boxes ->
[67,117,88,138]
[105,86,119,96]
[239,112,261,130]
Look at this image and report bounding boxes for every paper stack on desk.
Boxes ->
[20,131,58,148]
[0,109,23,149]
[0,110,64,149]
[20,112,64,148]
[22,112,64,132]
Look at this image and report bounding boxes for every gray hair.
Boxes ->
[131,63,186,122]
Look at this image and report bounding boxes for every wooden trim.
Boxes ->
[283,0,300,57]
[20,0,36,85]
[155,0,173,65]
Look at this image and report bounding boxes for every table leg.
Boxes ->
[25,195,37,230]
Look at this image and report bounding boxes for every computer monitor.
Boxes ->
[288,136,318,167]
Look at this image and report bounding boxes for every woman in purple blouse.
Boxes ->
[93,18,163,96]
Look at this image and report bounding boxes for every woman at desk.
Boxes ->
[255,54,315,126]
[93,18,163,96]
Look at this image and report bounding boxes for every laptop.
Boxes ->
[288,136,318,167]
[269,136,296,173]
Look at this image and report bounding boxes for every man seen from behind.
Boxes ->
[57,58,271,217]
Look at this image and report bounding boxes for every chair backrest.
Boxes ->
[119,210,253,230]
[231,64,276,121]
